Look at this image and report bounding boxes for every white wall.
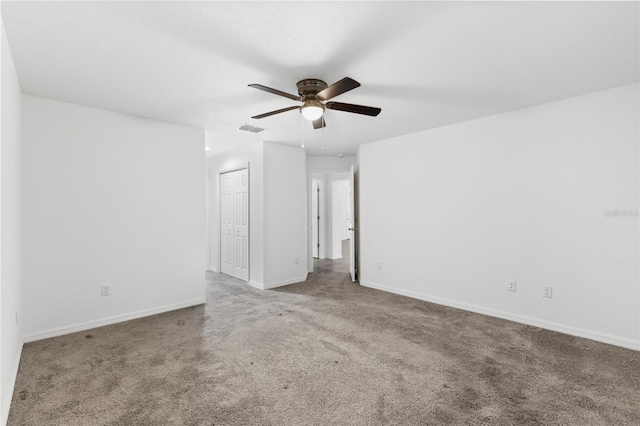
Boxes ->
[307,155,356,171]
[22,95,206,341]
[207,141,307,289]
[1,20,23,425]
[263,142,307,288]
[207,141,264,286]
[359,84,639,350]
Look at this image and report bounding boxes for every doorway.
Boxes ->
[314,239,351,273]
[309,172,353,276]
[220,168,249,281]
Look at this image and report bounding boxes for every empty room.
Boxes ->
[1,1,639,425]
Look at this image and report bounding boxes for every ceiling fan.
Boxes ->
[248,77,381,129]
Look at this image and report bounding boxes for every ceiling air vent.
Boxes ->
[238,124,264,133]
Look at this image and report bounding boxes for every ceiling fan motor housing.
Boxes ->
[296,79,328,100]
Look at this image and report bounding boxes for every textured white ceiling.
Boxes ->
[2,1,638,156]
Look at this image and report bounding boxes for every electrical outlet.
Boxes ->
[377,261,383,270]
[543,286,553,298]
[101,284,111,296]
[507,281,516,292]
[295,257,299,264]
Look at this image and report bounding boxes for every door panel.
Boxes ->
[236,168,249,281]
[220,173,234,276]
[220,168,249,281]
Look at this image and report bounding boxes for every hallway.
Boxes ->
[314,239,350,274]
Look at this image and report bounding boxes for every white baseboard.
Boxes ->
[208,266,219,272]
[360,280,640,352]
[23,298,207,343]
[248,274,308,291]
[248,280,264,290]
[1,341,23,426]
[263,274,308,290]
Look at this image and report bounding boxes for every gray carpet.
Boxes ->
[8,267,640,425]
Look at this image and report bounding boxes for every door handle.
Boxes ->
[348,227,357,232]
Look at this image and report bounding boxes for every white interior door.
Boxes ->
[348,166,357,282]
[220,172,234,276]
[221,169,249,281]
[233,169,249,281]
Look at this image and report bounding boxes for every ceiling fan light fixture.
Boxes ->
[301,99,324,121]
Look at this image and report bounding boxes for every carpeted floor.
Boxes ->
[8,263,640,425]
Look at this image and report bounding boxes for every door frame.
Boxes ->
[348,166,357,282]
[307,167,356,274]
[311,178,323,259]
[219,163,250,282]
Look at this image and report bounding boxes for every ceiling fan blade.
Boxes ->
[316,77,360,101]
[248,84,301,101]
[251,105,300,119]
[325,101,381,117]
[312,116,326,129]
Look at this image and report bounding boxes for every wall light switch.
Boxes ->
[507,281,516,292]
[543,286,553,298]
[377,261,383,270]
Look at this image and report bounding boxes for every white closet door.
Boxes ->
[220,168,249,281]
[233,169,249,281]
[220,172,234,276]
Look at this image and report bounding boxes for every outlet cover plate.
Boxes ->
[101,284,111,296]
